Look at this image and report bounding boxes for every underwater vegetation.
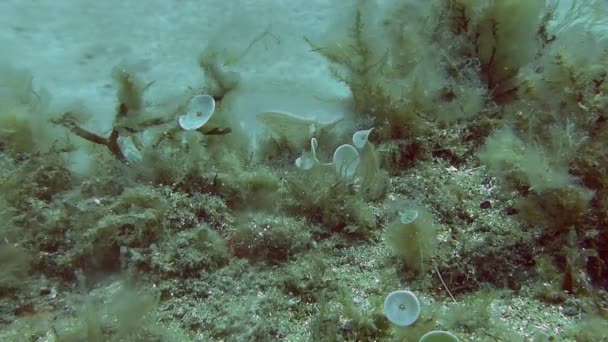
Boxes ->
[2,0,608,340]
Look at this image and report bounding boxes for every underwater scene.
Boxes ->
[1,0,608,341]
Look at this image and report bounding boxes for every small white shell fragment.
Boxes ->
[178,94,216,130]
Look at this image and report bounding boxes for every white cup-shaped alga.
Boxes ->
[178,94,216,130]
[383,290,420,327]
